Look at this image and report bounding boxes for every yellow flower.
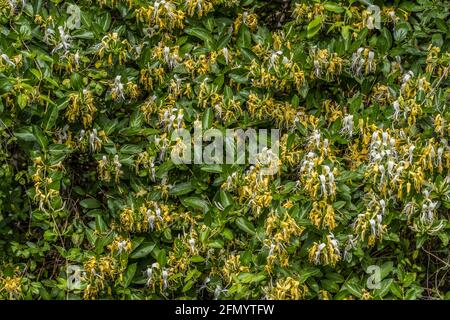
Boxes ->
[266,277,308,300]
[0,275,22,299]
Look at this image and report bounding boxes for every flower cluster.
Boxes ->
[1,0,449,301]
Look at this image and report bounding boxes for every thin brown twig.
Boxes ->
[421,248,450,268]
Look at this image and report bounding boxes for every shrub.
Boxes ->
[0,0,449,300]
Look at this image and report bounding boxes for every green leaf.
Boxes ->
[405,286,422,299]
[221,228,233,240]
[33,125,48,149]
[191,255,205,263]
[378,28,392,53]
[240,48,258,63]
[15,127,36,142]
[95,215,107,233]
[120,144,143,154]
[130,242,156,259]
[17,94,28,109]
[169,182,195,196]
[70,73,83,90]
[438,232,449,246]
[0,75,12,94]
[182,197,210,213]
[298,267,321,283]
[157,249,167,267]
[344,280,363,298]
[123,263,137,288]
[307,16,323,38]
[235,217,255,235]
[219,190,233,208]
[43,104,59,131]
[394,22,409,42]
[325,272,345,283]
[80,198,102,209]
[85,228,97,246]
[30,68,42,80]
[207,239,224,249]
[324,2,344,13]
[333,201,346,210]
[237,25,252,48]
[44,230,57,241]
[374,279,393,298]
[390,281,403,298]
[228,73,248,84]
[185,27,213,43]
[200,164,222,173]
[202,107,213,129]
[380,261,394,280]
[216,34,231,49]
[238,272,266,284]
[98,12,112,32]
[182,280,194,292]
[321,279,340,292]
[72,30,95,39]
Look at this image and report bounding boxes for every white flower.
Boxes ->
[1,54,15,67]
[309,130,321,148]
[381,131,389,145]
[163,46,170,63]
[268,243,276,257]
[117,240,127,254]
[43,28,55,44]
[89,129,101,152]
[242,11,248,23]
[162,269,168,290]
[343,235,356,261]
[188,238,196,253]
[154,1,160,18]
[369,219,377,235]
[367,51,375,72]
[155,205,163,220]
[329,233,340,256]
[198,277,210,292]
[366,15,375,30]
[144,267,153,287]
[214,285,227,300]
[146,210,155,230]
[402,70,414,83]
[403,202,416,216]
[222,47,229,64]
[113,154,121,169]
[52,26,72,57]
[377,214,383,234]
[314,243,326,264]
[112,76,125,100]
[379,199,386,214]
[319,174,327,196]
[437,147,444,167]
[392,100,401,120]
[313,60,321,77]
[387,160,395,176]
[269,51,282,68]
[341,114,354,137]
[408,145,415,163]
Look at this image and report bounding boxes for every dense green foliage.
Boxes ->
[0,0,449,300]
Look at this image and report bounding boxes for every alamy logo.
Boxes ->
[66,4,81,30]
[170,125,280,175]
[366,265,381,289]
[67,265,83,290]
[366,4,381,30]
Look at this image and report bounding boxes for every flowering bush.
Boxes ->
[0,0,449,300]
